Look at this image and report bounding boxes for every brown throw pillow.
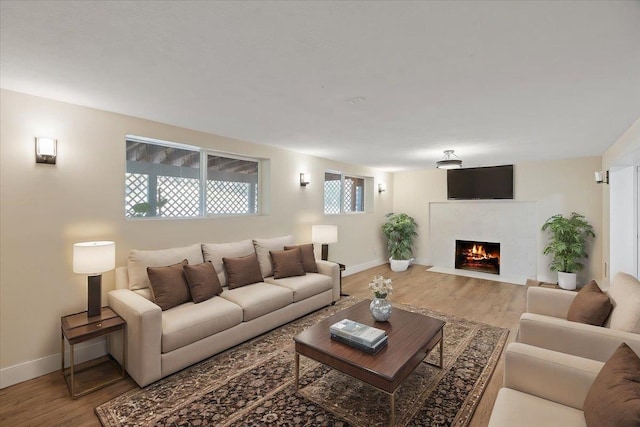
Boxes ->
[270,248,306,279]
[147,260,191,311]
[567,280,613,326]
[284,243,318,273]
[183,261,223,303]
[223,253,263,289]
[583,343,640,427]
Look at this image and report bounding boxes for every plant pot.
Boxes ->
[389,258,411,272]
[558,271,577,290]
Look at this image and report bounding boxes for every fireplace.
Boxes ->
[455,240,501,275]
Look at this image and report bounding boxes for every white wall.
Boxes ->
[0,90,393,387]
[609,167,637,279]
[393,157,603,284]
[602,117,640,285]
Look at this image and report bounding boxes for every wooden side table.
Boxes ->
[337,262,347,296]
[61,307,126,398]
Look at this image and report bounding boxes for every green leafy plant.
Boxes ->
[382,213,418,260]
[542,212,595,273]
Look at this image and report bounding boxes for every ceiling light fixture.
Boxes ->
[436,150,462,169]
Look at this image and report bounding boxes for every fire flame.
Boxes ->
[464,244,497,261]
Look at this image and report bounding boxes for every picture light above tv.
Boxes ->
[447,164,514,200]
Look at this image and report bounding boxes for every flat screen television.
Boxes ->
[447,165,514,200]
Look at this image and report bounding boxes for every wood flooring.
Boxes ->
[0,264,527,426]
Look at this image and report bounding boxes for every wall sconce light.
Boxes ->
[378,183,386,193]
[300,172,310,187]
[35,137,57,164]
[595,170,609,184]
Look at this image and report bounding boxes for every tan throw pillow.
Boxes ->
[183,261,223,303]
[127,244,204,290]
[147,260,191,311]
[223,253,263,289]
[583,343,640,427]
[284,244,318,273]
[270,248,306,279]
[202,240,255,287]
[567,280,613,326]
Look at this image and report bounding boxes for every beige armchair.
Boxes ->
[518,272,640,362]
[488,342,603,427]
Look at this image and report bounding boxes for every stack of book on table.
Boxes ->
[330,319,388,354]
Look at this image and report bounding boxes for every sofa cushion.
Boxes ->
[219,282,293,321]
[265,272,333,303]
[128,244,204,290]
[253,235,295,277]
[202,240,254,287]
[223,253,264,289]
[567,280,612,326]
[147,260,191,311]
[606,272,640,333]
[488,388,586,427]
[583,343,640,427]
[270,248,305,279]
[183,261,223,303]
[161,297,243,353]
[285,243,318,273]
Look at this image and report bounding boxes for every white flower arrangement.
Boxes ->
[369,275,393,299]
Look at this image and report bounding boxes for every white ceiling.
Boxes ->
[2,1,639,171]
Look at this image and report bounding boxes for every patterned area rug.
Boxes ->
[96,297,508,426]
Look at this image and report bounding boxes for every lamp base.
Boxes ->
[321,244,329,261]
[87,275,102,317]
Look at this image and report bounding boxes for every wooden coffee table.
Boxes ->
[294,300,445,425]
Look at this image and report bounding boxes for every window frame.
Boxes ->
[323,169,368,215]
[125,135,262,219]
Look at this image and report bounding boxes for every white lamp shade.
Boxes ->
[73,241,116,275]
[312,225,338,244]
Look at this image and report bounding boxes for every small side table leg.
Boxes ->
[60,331,64,372]
[294,352,300,391]
[439,336,444,368]
[70,343,75,398]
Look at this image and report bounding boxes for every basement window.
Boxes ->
[324,171,367,214]
[125,136,260,218]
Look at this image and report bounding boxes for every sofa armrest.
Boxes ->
[526,286,576,318]
[504,342,603,410]
[316,260,340,302]
[518,312,640,362]
[108,289,162,387]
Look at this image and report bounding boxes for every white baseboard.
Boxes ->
[0,337,107,389]
[343,258,388,276]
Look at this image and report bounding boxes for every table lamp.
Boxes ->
[311,225,338,261]
[73,241,115,317]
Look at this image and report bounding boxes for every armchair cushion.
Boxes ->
[567,280,612,326]
[583,343,640,427]
[606,272,640,333]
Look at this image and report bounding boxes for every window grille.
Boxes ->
[125,137,260,218]
[324,171,366,214]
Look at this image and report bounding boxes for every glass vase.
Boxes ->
[370,297,392,322]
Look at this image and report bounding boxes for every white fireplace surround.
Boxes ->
[429,201,537,285]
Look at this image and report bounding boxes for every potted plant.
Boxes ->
[541,212,595,290]
[382,213,418,272]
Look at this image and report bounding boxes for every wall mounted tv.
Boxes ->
[447,165,514,200]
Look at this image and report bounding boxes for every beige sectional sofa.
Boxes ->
[108,236,340,387]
